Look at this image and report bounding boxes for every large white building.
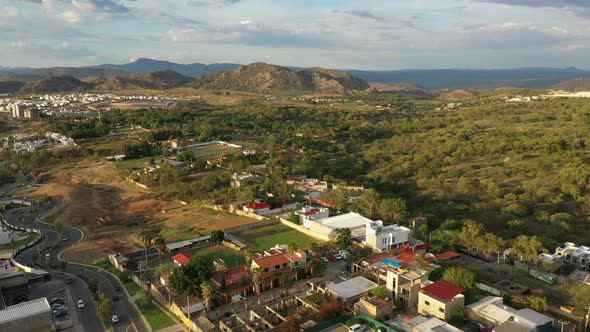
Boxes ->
[297,206,411,251]
[555,242,590,271]
[467,296,553,332]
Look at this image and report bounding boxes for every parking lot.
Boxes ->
[47,289,75,330]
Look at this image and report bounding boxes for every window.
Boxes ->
[283,263,288,268]
[264,268,269,272]
[275,265,280,270]
[424,301,430,306]
[439,308,445,314]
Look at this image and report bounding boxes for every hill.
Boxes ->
[93,58,239,76]
[552,78,590,91]
[192,63,370,93]
[92,70,192,91]
[0,81,26,94]
[17,75,92,94]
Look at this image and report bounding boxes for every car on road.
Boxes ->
[112,295,119,302]
[65,278,72,284]
[62,237,69,242]
[114,285,122,292]
[111,315,120,323]
[45,253,51,260]
[77,299,85,309]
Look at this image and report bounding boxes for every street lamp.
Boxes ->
[558,319,569,332]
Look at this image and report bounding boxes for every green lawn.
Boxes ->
[234,224,319,252]
[187,245,246,266]
[108,264,142,296]
[114,156,154,170]
[11,233,39,249]
[136,300,176,330]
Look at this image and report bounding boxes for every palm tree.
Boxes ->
[141,234,153,273]
[251,267,263,295]
[153,236,167,265]
[201,281,213,313]
[288,241,298,269]
[308,242,320,256]
[245,249,255,266]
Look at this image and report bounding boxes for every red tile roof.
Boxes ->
[247,201,271,210]
[435,251,461,261]
[254,254,291,269]
[363,252,393,265]
[212,265,251,287]
[396,252,418,264]
[301,208,321,216]
[172,253,192,266]
[421,280,465,301]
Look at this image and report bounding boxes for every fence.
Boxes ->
[476,282,503,296]
[0,212,49,277]
[223,218,279,234]
[278,217,332,242]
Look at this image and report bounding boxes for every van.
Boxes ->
[348,324,365,332]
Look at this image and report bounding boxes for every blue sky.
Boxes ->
[1,0,590,69]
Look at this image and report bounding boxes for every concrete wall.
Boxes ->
[0,213,49,276]
[278,217,333,242]
[476,283,503,296]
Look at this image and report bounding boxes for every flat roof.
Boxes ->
[0,298,50,323]
[316,212,372,230]
[326,276,377,300]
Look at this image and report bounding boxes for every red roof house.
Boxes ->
[243,201,271,214]
[172,252,192,267]
[420,280,465,301]
[434,251,461,261]
[418,280,466,320]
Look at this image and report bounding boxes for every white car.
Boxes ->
[77,300,85,309]
[111,315,119,323]
[338,272,349,281]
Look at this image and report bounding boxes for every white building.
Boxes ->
[467,296,553,332]
[365,220,410,251]
[555,242,590,271]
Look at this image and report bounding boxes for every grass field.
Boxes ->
[108,264,142,296]
[187,245,246,266]
[11,233,39,248]
[136,300,176,330]
[234,223,320,252]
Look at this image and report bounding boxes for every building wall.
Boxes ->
[0,310,53,332]
[418,293,464,321]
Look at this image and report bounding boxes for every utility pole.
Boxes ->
[585,304,590,332]
[559,319,569,332]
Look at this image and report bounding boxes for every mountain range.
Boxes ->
[2,58,590,92]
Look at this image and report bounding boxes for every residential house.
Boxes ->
[467,296,554,332]
[325,276,377,303]
[555,242,590,271]
[412,317,462,332]
[108,253,129,272]
[434,252,461,263]
[365,220,411,251]
[231,173,263,188]
[211,265,252,300]
[354,296,395,321]
[418,280,465,321]
[243,201,271,215]
[172,253,192,267]
[250,245,307,292]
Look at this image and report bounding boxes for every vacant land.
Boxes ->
[23,160,259,264]
[233,223,320,252]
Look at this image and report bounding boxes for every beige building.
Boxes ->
[418,280,465,321]
[354,296,395,321]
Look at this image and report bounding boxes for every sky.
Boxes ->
[1,0,590,69]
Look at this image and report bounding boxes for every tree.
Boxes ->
[449,305,466,326]
[201,281,213,312]
[97,294,112,322]
[459,219,484,252]
[480,232,505,260]
[153,236,167,265]
[189,256,215,284]
[154,263,171,278]
[251,267,263,295]
[88,277,98,295]
[211,230,225,245]
[288,241,299,269]
[316,299,345,320]
[280,314,303,332]
[357,189,381,219]
[140,234,153,273]
[136,289,152,308]
[308,242,320,256]
[511,235,546,264]
[371,286,389,299]
[335,228,352,248]
[442,267,476,290]
[169,264,200,328]
[379,198,408,224]
[245,249,256,266]
[280,273,294,289]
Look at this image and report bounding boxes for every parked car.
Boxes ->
[111,315,120,323]
[327,255,337,262]
[49,297,64,305]
[338,272,348,281]
[335,254,343,260]
[348,324,366,332]
[112,296,119,302]
[77,300,85,309]
[321,256,329,263]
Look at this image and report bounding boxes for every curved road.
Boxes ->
[4,199,150,332]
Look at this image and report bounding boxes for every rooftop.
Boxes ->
[326,276,377,300]
[420,280,465,301]
[246,201,271,210]
[173,252,192,266]
[315,212,372,230]
[414,317,462,332]
[0,298,51,323]
[212,265,251,287]
[434,251,461,261]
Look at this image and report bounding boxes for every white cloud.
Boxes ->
[0,7,19,18]
[10,41,31,48]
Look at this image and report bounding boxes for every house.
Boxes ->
[412,317,462,332]
[555,242,590,271]
[160,273,170,287]
[108,253,129,272]
[354,296,395,321]
[434,252,461,263]
[172,252,193,267]
[418,280,465,321]
[467,296,554,332]
[325,276,377,303]
[211,265,252,300]
[243,201,271,214]
[250,245,307,292]
[365,220,411,251]
[231,173,263,188]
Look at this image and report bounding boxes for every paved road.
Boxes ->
[4,200,150,332]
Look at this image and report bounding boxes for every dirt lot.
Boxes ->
[25,160,259,264]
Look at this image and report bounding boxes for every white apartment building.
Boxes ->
[365,220,411,251]
[555,242,590,271]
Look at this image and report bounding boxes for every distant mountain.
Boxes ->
[93,58,240,77]
[346,67,590,90]
[192,63,370,93]
[17,75,93,94]
[552,78,590,92]
[0,81,26,94]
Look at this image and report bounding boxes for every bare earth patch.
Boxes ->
[28,160,258,264]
